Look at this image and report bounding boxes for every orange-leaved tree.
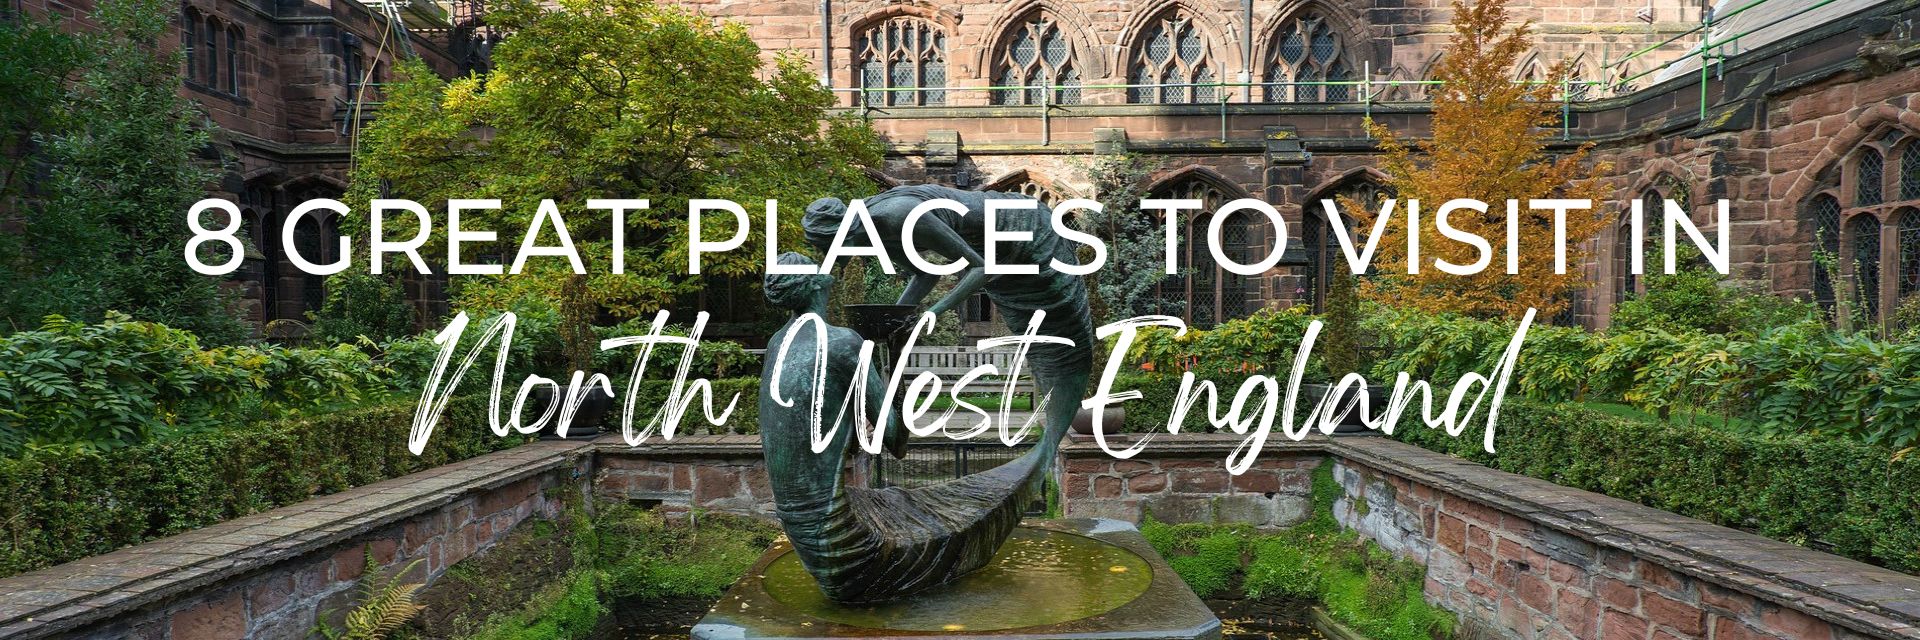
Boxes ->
[1350,0,1608,319]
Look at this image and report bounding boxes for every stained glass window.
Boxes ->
[856,17,946,107]
[1858,149,1884,207]
[993,15,1079,106]
[1265,13,1350,102]
[1128,11,1217,104]
[1852,215,1882,319]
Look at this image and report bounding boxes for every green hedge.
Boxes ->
[1397,400,1920,574]
[0,395,530,578]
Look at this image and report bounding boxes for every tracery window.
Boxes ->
[203,16,219,88]
[1127,10,1218,104]
[1808,194,1842,312]
[1303,181,1389,310]
[1810,135,1920,326]
[1897,208,1919,303]
[992,14,1080,106]
[856,17,946,107]
[1858,148,1884,207]
[1264,12,1352,103]
[1148,177,1256,328]
[989,176,1061,208]
[183,7,200,83]
[1615,186,1678,307]
[1853,215,1883,319]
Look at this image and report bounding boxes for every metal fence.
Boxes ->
[871,441,1049,516]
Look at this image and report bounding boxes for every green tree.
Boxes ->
[349,0,881,369]
[0,0,242,342]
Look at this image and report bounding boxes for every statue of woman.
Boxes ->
[759,252,1052,603]
[802,184,1094,466]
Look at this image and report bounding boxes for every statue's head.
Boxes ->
[803,197,852,252]
[764,252,834,312]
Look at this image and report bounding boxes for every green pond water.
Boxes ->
[758,527,1153,632]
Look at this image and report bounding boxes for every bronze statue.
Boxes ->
[755,186,1093,604]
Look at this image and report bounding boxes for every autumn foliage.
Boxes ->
[1352,0,1608,319]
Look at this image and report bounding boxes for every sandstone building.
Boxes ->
[669,0,1920,335]
[11,0,1920,336]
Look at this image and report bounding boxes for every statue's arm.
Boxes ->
[896,272,940,306]
[912,222,992,316]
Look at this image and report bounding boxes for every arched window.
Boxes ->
[1127,9,1218,104]
[992,13,1080,106]
[1148,177,1255,328]
[226,26,240,94]
[183,7,200,83]
[203,17,219,89]
[1898,208,1920,303]
[988,176,1062,208]
[1902,144,1920,200]
[1264,11,1352,103]
[1304,181,1387,310]
[856,17,946,107]
[1852,215,1883,319]
[1808,194,1842,312]
[1858,149,1884,207]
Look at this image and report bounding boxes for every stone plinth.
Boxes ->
[691,518,1221,640]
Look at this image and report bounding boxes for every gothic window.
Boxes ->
[1304,181,1388,310]
[1808,194,1842,313]
[1903,144,1920,200]
[183,8,200,83]
[1858,149,1884,206]
[856,17,946,107]
[1128,10,1218,104]
[1852,215,1882,319]
[226,26,240,94]
[992,14,1080,106]
[1149,177,1255,328]
[1898,208,1920,303]
[1264,12,1352,103]
[202,17,220,89]
[990,176,1061,208]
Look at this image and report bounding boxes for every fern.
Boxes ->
[318,549,427,640]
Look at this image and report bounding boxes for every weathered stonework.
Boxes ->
[0,441,592,640]
[1057,435,1323,528]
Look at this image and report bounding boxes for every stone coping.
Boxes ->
[1327,437,1920,640]
[0,439,594,638]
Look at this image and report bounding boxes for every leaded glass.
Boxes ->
[855,17,946,106]
[1129,12,1216,104]
[1810,194,1842,312]
[993,16,1079,105]
[1266,13,1348,103]
[1149,179,1251,328]
[1859,149,1884,206]
[1899,209,1920,300]
[1853,215,1883,319]
[1902,144,1920,200]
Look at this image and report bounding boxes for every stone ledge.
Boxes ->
[1326,437,1920,640]
[0,439,594,639]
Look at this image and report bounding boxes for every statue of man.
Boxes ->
[803,184,1093,463]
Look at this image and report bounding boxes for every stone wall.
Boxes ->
[0,441,594,640]
[1330,438,1920,640]
[1058,436,1323,528]
[593,438,779,517]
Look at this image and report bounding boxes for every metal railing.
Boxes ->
[835,0,1863,133]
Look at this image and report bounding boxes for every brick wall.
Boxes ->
[1058,440,1324,528]
[594,446,779,517]
[0,442,593,640]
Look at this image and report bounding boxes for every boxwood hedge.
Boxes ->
[0,395,530,578]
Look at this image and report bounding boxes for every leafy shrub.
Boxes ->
[0,314,387,454]
[1611,248,1817,336]
[310,272,419,347]
[594,505,776,599]
[0,395,527,577]
[1396,399,1920,574]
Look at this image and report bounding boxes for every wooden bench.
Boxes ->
[899,346,1038,405]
